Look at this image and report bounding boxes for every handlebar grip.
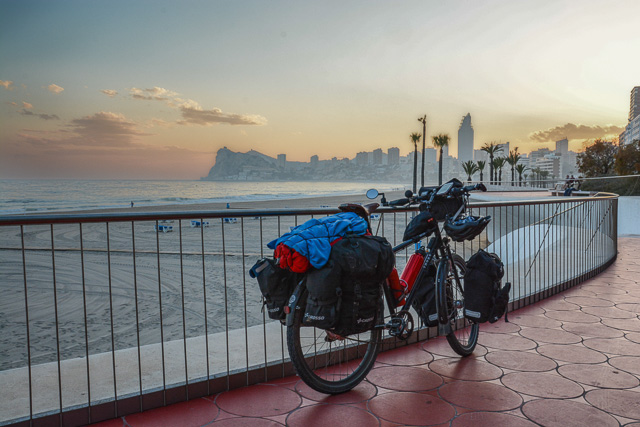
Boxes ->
[476,183,487,192]
[389,198,410,207]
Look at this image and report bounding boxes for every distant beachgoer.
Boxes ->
[131,201,134,208]
[226,203,230,209]
[564,175,571,189]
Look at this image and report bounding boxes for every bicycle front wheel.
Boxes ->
[286,289,382,394]
[437,253,479,356]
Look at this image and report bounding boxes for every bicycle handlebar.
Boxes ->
[384,181,487,207]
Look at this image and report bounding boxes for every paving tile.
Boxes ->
[477,332,536,351]
[617,302,640,312]
[295,380,377,403]
[539,300,580,311]
[369,391,455,425]
[484,350,557,372]
[558,363,639,389]
[429,357,502,381]
[564,296,615,307]
[508,314,562,329]
[519,326,581,344]
[451,411,537,426]
[366,366,442,391]
[583,337,640,356]
[521,399,619,427]
[287,404,379,427]
[536,343,607,363]
[582,306,637,319]
[608,356,640,375]
[561,321,624,338]
[627,332,640,344]
[544,310,601,323]
[375,343,433,366]
[124,398,218,427]
[585,389,640,420]
[601,317,640,332]
[439,381,522,411]
[215,384,301,417]
[478,320,521,334]
[422,337,487,358]
[209,418,284,426]
[501,371,583,398]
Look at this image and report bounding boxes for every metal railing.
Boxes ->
[0,192,618,426]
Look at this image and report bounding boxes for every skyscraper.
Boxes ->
[457,113,474,162]
[630,86,640,121]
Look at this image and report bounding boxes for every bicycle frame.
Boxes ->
[382,223,462,336]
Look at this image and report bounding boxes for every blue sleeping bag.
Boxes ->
[267,212,368,269]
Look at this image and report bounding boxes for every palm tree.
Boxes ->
[515,164,527,187]
[418,115,427,188]
[432,133,450,185]
[476,160,486,184]
[493,157,506,185]
[506,147,521,186]
[480,142,504,185]
[462,161,479,183]
[540,170,550,188]
[410,132,421,193]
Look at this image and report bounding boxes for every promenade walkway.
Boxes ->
[92,237,640,427]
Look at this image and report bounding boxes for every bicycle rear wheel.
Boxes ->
[437,253,479,356]
[286,289,382,394]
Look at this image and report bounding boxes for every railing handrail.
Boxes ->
[0,191,619,226]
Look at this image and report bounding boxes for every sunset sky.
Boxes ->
[1,0,639,179]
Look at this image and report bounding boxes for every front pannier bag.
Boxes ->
[304,235,394,336]
[250,258,298,320]
[463,250,511,323]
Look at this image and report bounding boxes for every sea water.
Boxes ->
[0,179,408,214]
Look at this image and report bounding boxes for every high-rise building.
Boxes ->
[277,154,286,169]
[621,86,640,145]
[630,86,640,121]
[355,151,369,165]
[387,147,400,165]
[555,138,569,155]
[310,155,319,167]
[372,148,383,165]
[457,113,474,162]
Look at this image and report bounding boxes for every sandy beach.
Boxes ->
[1,190,414,371]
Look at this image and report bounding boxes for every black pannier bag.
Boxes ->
[304,235,394,336]
[250,258,298,320]
[463,250,511,323]
[410,260,438,327]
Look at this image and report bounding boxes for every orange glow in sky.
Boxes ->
[1,1,638,179]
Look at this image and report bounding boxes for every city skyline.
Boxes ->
[1,1,639,179]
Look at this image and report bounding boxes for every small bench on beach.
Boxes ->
[154,224,173,233]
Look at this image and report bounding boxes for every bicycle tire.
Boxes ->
[437,253,479,356]
[286,288,382,394]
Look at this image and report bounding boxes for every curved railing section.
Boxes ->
[0,192,618,426]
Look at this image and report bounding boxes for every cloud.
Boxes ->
[529,123,625,142]
[19,109,60,120]
[130,86,178,101]
[68,111,149,146]
[178,105,268,126]
[0,80,13,90]
[47,84,64,94]
[22,101,33,109]
[101,89,118,97]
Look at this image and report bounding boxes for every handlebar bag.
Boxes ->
[303,235,394,335]
[430,195,464,221]
[463,250,509,323]
[403,211,437,241]
[250,258,299,320]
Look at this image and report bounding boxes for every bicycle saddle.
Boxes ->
[339,203,379,219]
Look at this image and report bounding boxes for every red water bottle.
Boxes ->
[396,252,425,306]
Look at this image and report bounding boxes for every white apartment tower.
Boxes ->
[457,113,474,162]
[620,86,640,145]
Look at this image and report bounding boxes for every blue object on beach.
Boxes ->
[267,212,368,269]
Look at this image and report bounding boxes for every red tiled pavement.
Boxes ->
[90,237,640,426]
